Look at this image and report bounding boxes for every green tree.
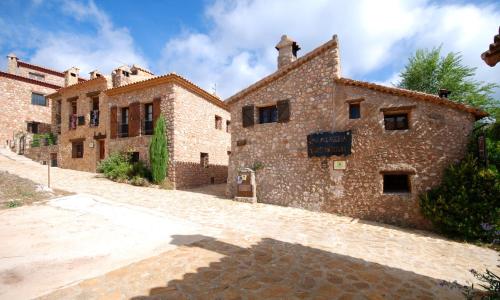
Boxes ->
[149,116,169,184]
[398,47,499,119]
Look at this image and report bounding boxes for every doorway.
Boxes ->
[98,140,105,160]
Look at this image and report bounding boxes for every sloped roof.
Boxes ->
[104,73,228,111]
[226,35,339,105]
[17,61,86,82]
[46,76,108,98]
[0,71,61,89]
[336,78,488,119]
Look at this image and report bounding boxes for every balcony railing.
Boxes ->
[68,114,77,130]
[143,119,153,135]
[118,123,129,137]
[90,110,100,127]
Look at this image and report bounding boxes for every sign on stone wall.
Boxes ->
[307,131,352,157]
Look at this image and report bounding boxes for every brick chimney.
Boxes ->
[6,53,18,74]
[64,67,80,87]
[275,35,301,69]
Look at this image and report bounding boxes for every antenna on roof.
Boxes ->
[211,83,217,95]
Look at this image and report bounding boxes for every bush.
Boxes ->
[130,175,149,186]
[420,155,500,242]
[97,152,132,181]
[31,133,57,148]
[131,161,151,180]
[159,178,174,190]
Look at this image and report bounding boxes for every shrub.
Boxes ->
[131,161,151,180]
[149,116,169,184]
[6,200,21,208]
[130,175,149,187]
[97,152,132,181]
[31,135,40,148]
[159,178,174,190]
[420,155,500,242]
[31,133,57,147]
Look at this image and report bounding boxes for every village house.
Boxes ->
[226,35,487,228]
[0,54,85,152]
[46,65,230,188]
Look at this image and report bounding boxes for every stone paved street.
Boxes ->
[0,148,498,299]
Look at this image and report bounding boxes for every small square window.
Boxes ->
[31,93,46,106]
[259,106,278,124]
[383,174,410,193]
[72,141,84,158]
[384,113,408,130]
[129,152,140,163]
[349,103,361,119]
[226,120,231,133]
[29,72,45,81]
[215,115,222,130]
[200,152,209,168]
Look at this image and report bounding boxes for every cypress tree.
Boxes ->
[149,116,168,183]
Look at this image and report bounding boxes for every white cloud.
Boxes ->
[27,1,147,77]
[159,0,500,98]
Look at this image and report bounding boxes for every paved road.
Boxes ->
[0,148,498,299]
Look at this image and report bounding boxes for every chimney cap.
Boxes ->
[275,34,301,52]
[7,53,17,59]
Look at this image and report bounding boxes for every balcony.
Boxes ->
[90,110,100,127]
[143,119,153,135]
[68,114,77,130]
[118,123,129,138]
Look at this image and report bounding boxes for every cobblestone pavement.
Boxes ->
[0,148,498,299]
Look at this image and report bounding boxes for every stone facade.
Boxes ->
[48,77,111,172]
[106,75,231,188]
[226,35,486,229]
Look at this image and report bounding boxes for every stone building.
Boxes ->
[47,66,230,188]
[226,35,487,228]
[105,73,231,188]
[0,54,84,150]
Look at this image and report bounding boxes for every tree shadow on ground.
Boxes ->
[130,235,471,300]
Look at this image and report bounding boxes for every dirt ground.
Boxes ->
[0,171,70,209]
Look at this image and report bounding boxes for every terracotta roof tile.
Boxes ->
[104,73,228,111]
[336,77,488,119]
[46,76,107,98]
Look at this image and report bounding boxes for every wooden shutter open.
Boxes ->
[277,99,290,123]
[110,106,117,139]
[129,102,140,137]
[152,97,161,129]
[242,105,255,128]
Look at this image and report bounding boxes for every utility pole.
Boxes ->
[47,160,50,188]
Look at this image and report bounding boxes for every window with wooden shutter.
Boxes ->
[277,99,290,123]
[152,97,161,129]
[129,102,140,137]
[242,105,254,128]
[110,106,118,139]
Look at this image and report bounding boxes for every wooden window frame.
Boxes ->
[71,140,84,159]
[349,103,361,119]
[31,92,46,106]
[258,105,278,124]
[383,113,409,130]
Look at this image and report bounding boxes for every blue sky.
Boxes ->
[0,0,499,99]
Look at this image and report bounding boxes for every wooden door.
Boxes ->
[99,140,105,160]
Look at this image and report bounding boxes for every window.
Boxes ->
[72,141,84,158]
[90,98,99,127]
[349,103,361,119]
[384,113,408,130]
[226,120,231,133]
[71,100,77,114]
[129,152,139,163]
[27,122,39,134]
[383,174,410,193]
[200,152,209,168]
[259,106,278,124]
[56,100,62,125]
[92,97,99,111]
[122,70,130,77]
[144,103,153,135]
[120,107,129,137]
[215,115,222,130]
[29,72,45,81]
[31,93,46,106]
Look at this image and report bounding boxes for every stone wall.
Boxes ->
[227,38,477,229]
[172,84,231,188]
[0,76,55,147]
[16,64,65,87]
[53,77,110,172]
[24,144,59,166]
